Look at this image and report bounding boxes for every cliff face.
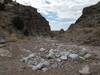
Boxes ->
[66,2,100,46]
[0,3,50,36]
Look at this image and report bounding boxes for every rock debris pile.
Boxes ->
[21,48,97,71]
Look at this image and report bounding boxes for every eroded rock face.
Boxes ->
[0,2,50,36]
[66,2,100,46]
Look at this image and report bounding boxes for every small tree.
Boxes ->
[59,29,65,33]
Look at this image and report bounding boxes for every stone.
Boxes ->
[21,53,36,63]
[32,66,39,70]
[40,48,46,52]
[79,56,85,60]
[32,61,50,70]
[46,53,54,59]
[46,49,55,59]
[79,65,91,75]
[56,58,61,62]
[69,54,79,60]
[42,61,50,66]
[60,55,68,60]
[42,68,48,72]
[21,52,50,71]
[35,63,44,70]
[60,51,70,57]
[84,54,92,59]
[0,49,12,57]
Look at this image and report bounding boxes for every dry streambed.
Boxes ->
[20,47,98,74]
[0,37,100,75]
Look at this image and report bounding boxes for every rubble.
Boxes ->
[32,61,49,70]
[21,48,97,72]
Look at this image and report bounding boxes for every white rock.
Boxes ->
[23,49,32,53]
[40,48,46,52]
[32,61,49,70]
[82,48,87,51]
[60,51,70,57]
[21,53,36,63]
[69,54,79,60]
[79,65,91,75]
[36,63,44,69]
[46,50,55,59]
[32,66,39,70]
[56,58,61,62]
[49,49,54,53]
[28,53,36,58]
[0,49,12,57]
[84,54,92,59]
[46,53,54,59]
[60,55,68,60]
[42,68,48,72]
[79,51,87,56]
[79,56,85,60]
[42,61,50,66]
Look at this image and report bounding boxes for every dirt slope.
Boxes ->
[0,2,50,36]
[64,2,100,46]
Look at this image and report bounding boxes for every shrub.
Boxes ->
[0,3,5,10]
[12,16,24,31]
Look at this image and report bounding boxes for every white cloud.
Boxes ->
[16,0,100,30]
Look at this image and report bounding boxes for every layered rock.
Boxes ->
[0,2,50,36]
[66,2,100,46]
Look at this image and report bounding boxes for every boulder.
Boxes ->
[69,53,79,60]
[79,65,91,75]
[0,49,12,57]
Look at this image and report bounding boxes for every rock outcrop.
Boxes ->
[65,2,100,46]
[0,2,50,36]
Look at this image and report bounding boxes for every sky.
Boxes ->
[16,0,100,31]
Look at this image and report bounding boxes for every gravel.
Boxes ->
[21,48,96,71]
